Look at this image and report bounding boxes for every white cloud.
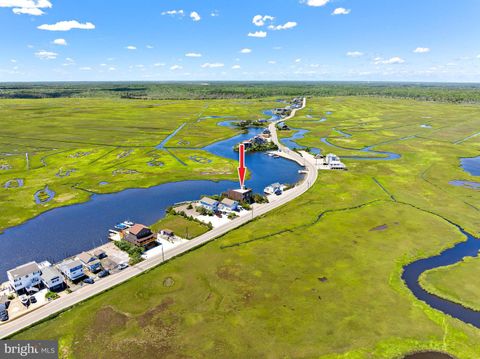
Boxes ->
[10,59,17,63]
[146,45,154,49]
[210,10,219,17]
[240,48,252,54]
[108,67,116,71]
[34,50,57,60]
[268,21,297,31]
[38,20,95,31]
[347,51,363,57]
[170,65,183,70]
[52,38,67,46]
[477,54,480,59]
[126,45,136,50]
[248,31,267,38]
[1,0,52,16]
[154,62,165,67]
[413,47,430,53]
[295,58,302,63]
[374,56,405,65]
[185,52,202,57]
[302,0,330,7]
[332,8,351,15]
[201,63,224,68]
[161,9,184,17]
[232,65,241,69]
[190,11,201,21]
[79,66,92,71]
[252,15,274,27]
[268,60,277,64]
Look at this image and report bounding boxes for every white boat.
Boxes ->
[264,183,282,195]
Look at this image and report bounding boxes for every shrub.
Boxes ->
[45,291,59,300]
[187,204,193,210]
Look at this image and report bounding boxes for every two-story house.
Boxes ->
[41,266,65,292]
[124,224,157,249]
[59,259,85,281]
[7,261,42,294]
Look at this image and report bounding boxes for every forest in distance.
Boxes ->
[1,81,480,103]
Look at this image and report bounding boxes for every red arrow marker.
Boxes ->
[237,144,247,189]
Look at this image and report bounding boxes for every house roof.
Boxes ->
[221,198,237,206]
[7,261,40,279]
[129,224,149,235]
[41,266,63,282]
[93,249,106,256]
[77,252,96,263]
[232,188,252,194]
[200,197,218,206]
[60,259,82,271]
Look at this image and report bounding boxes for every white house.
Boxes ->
[58,259,84,281]
[7,261,42,294]
[41,266,65,292]
[325,153,346,170]
[220,198,239,212]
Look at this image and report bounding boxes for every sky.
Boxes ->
[1,0,480,82]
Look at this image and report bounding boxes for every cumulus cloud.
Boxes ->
[232,65,241,69]
[374,56,405,65]
[248,31,267,38]
[268,21,297,31]
[302,0,330,7]
[170,65,183,70]
[52,38,67,46]
[413,47,430,53]
[201,63,224,68]
[34,50,57,59]
[240,48,252,54]
[185,52,202,57]
[38,20,95,31]
[252,14,274,27]
[126,45,136,50]
[190,11,201,21]
[332,8,351,15]
[161,9,184,17]
[347,51,363,57]
[1,0,52,16]
[146,45,154,49]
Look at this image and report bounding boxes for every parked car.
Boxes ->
[98,270,110,278]
[0,310,8,322]
[117,263,129,270]
[19,295,29,306]
[83,277,95,284]
[29,296,37,304]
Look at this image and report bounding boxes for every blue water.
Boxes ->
[34,186,55,204]
[0,126,302,280]
[449,180,480,190]
[461,156,480,176]
[320,138,401,161]
[156,123,187,149]
[403,225,480,328]
[280,128,321,155]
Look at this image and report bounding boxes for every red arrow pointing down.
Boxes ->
[237,144,247,189]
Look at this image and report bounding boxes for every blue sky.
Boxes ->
[1,0,479,82]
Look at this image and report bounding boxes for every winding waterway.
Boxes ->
[0,120,302,281]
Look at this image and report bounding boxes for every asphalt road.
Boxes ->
[0,97,318,339]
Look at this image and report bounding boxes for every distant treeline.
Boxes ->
[1,82,480,103]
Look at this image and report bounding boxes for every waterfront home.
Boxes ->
[76,252,102,273]
[124,224,157,249]
[59,259,85,281]
[264,183,283,195]
[93,249,107,259]
[41,266,65,292]
[199,197,219,212]
[220,198,239,212]
[325,153,346,170]
[7,262,42,294]
[242,140,253,149]
[225,188,253,203]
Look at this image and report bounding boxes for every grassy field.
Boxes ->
[11,96,480,359]
[420,257,480,312]
[150,214,210,239]
[0,98,279,233]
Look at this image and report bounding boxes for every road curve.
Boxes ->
[0,97,317,339]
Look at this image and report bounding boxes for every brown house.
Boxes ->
[125,224,157,249]
[224,188,253,203]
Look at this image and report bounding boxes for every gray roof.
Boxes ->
[221,198,237,206]
[200,197,218,206]
[7,261,40,279]
[60,259,82,271]
[41,266,64,282]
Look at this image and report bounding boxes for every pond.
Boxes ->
[460,156,480,176]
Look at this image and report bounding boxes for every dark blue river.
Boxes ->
[0,125,302,280]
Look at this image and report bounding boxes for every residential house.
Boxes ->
[125,224,157,249]
[199,197,219,212]
[41,266,65,292]
[220,198,239,212]
[77,252,102,273]
[59,259,85,281]
[93,249,107,259]
[325,153,346,170]
[7,261,42,294]
[224,188,253,203]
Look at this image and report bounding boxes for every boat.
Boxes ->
[298,170,308,174]
[273,154,280,159]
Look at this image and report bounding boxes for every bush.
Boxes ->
[252,193,268,204]
[187,204,193,210]
[45,291,59,300]
[115,240,144,265]
[227,212,238,220]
